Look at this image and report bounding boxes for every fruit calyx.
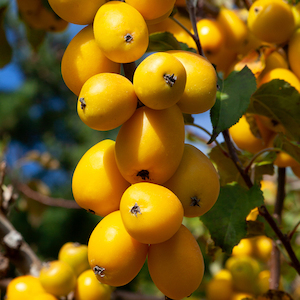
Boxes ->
[163,73,177,87]
[79,98,86,109]
[136,169,150,180]
[130,203,141,217]
[93,265,105,278]
[124,33,133,43]
[190,196,201,207]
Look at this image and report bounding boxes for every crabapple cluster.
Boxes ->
[178,0,300,174]
[38,0,221,298]
[5,242,112,300]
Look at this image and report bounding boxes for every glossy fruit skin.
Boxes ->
[125,0,175,22]
[75,269,112,300]
[58,242,90,277]
[48,0,106,25]
[6,275,46,300]
[133,52,187,110]
[259,49,288,79]
[61,25,120,96]
[206,277,233,300]
[39,260,77,297]
[232,238,255,257]
[229,115,273,154]
[258,68,300,93]
[163,144,220,218]
[31,293,58,300]
[115,105,185,184]
[225,255,260,293]
[167,50,217,114]
[120,182,184,244]
[195,18,225,56]
[88,210,148,287]
[247,0,295,44]
[93,1,149,63]
[288,28,300,81]
[77,73,137,131]
[148,224,204,300]
[72,139,130,216]
[217,7,248,50]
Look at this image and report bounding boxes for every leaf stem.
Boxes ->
[169,16,195,41]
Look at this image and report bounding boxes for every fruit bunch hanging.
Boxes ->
[43,0,221,298]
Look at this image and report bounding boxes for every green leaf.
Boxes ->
[178,42,197,53]
[147,32,181,52]
[0,5,12,68]
[248,79,300,141]
[209,66,257,143]
[272,133,300,164]
[201,183,264,254]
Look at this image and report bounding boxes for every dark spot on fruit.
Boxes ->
[190,196,200,207]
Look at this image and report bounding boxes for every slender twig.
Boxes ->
[258,205,300,274]
[270,167,286,289]
[0,211,42,276]
[244,147,281,174]
[185,123,227,153]
[223,130,300,275]
[222,129,253,188]
[15,182,80,209]
[185,0,205,56]
[288,221,300,241]
[169,16,195,40]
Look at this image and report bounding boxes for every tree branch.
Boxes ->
[15,182,81,209]
[0,210,42,276]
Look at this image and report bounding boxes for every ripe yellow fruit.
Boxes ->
[115,105,185,184]
[206,278,233,300]
[258,68,300,92]
[232,238,255,257]
[291,163,300,178]
[217,7,248,50]
[77,73,137,131]
[32,293,58,300]
[288,28,300,81]
[231,292,254,300]
[61,25,120,96]
[255,270,283,294]
[75,269,112,300]
[58,242,90,277]
[148,224,204,300]
[133,52,187,110]
[163,144,220,218]
[258,49,289,80]
[167,50,217,114]
[93,1,149,63]
[120,182,184,244]
[247,0,295,44]
[39,260,77,297]
[254,235,273,262]
[6,275,46,300]
[225,256,260,293]
[72,139,130,216]
[48,0,106,25]
[88,210,148,286]
[195,18,225,56]
[125,0,175,23]
[229,115,273,154]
